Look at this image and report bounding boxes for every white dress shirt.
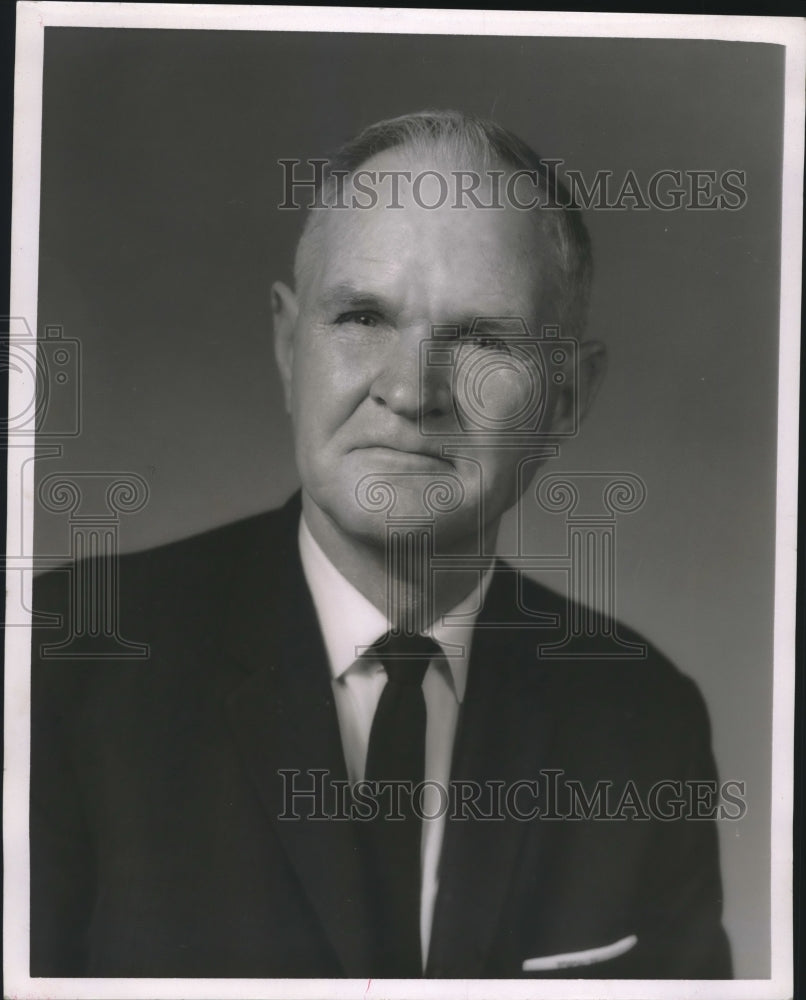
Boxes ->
[298,515,493,968]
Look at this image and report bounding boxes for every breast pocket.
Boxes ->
[522,934,638,972]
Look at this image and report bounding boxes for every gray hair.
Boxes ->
[293,109,593,341]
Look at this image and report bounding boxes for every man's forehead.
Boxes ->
[318,157,542,269]
[341,144,520,214]
[311,206,541,320]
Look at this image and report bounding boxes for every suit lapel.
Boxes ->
[224,498,374,976]
[426,567,559,977]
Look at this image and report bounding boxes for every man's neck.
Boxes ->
[301,493,497,628]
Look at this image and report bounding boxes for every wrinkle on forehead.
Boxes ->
[311,209,542,327]
[294,145,547,313]
[296,153,546,325]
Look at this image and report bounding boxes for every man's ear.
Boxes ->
[548,339,607,435]
[271,281,298,413]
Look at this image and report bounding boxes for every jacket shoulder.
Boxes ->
[508,568,715,739]
[33,494,300,609]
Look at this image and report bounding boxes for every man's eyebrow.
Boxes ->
[317,282,395,313]
[315,282,530,332]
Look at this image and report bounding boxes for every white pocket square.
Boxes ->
[522,934,638,972]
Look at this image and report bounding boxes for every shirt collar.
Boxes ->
[298,514,493,703]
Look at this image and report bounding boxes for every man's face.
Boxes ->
[273,149,585,554]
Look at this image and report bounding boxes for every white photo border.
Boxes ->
[5,4,804,999]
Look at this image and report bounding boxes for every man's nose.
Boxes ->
[369,327,452,420]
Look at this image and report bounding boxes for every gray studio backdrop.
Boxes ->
[34,28,783,977]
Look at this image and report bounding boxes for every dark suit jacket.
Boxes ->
[30,493,732,978]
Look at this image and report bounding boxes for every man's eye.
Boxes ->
[456,325,511,352]
[469,335,511,352]
[334,311,379,327]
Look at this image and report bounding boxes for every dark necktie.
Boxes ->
[362,632,440,977]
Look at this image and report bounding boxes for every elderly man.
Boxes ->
[31,110,732,979]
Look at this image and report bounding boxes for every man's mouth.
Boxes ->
[351,444,453,468]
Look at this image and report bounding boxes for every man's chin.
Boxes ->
[315,487,486,556]
[349,466,466,521]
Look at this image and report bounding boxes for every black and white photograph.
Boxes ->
[3,5,803,999]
